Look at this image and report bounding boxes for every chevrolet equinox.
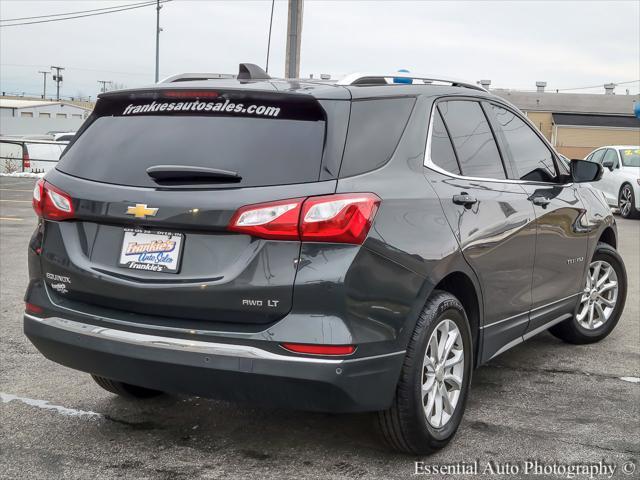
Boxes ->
[24,65,627,454]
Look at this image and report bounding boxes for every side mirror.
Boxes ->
[602,158,615,171]
[570,159,603,183]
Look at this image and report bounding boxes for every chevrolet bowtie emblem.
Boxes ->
[126,204,158,219]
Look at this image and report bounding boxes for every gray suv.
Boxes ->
[24,65,627,454]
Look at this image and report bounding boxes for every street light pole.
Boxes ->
[155,0,162,82]
[38,71,50,99]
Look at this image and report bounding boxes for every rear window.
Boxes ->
[339,97,415,177]
[57,91,327,188]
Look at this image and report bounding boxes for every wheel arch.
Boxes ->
[432,271,482,367]
[598,226,617,249]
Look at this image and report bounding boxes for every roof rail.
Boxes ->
[159,73,235,83]
[336,72,487,92]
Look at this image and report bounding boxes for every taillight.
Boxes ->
[228,198,304,240]
[32,179,75,221]
[300,193,380,244]
[281,343,356,356]
[227,193,380,244]
[22,148,30,170]
[32,178,44,217]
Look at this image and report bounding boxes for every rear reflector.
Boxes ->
[32,179,75,221]
[281,343,356,356]
[228,193,380,244]
[25,302,43,315]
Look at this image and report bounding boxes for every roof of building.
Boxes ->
[552,113,640,128]
[0,99,92,111]
[492,89,638,115]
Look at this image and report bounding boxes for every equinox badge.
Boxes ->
[126,204,158,219]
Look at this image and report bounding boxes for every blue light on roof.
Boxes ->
[393,69,413,84]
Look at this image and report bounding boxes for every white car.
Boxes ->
[585,145,640,219]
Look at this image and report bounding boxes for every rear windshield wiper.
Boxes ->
[146,165,242,183]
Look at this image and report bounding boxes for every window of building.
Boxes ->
[20,111,34,118]
[429,107,460,175]
[490,105,557,182]
[39,112,51,118]
[56,113,67,119]
[438,100,505,179]
[71,114,82,119]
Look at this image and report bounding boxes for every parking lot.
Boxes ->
[1,175,638,479]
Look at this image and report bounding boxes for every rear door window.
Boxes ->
[429,107,460,175]
[490,105,558,182]
[339,97,415,177]
[57,91,327,188]
[438,100,506,179]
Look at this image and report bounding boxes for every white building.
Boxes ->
[0,99,92,136]
[0,99,91,119]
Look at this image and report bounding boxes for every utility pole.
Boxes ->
[51,66,64,100]
[285,0,303,78]
[97,80,112,93]
[155,0,162,82]
[38,70,50,99]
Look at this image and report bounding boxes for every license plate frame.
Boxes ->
[118,228,184,274]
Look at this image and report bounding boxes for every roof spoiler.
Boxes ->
[159,63,271,84]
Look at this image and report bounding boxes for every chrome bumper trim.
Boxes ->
[25,314,405,365]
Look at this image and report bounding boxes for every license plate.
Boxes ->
[118,229,184,273]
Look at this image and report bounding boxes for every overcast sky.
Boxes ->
[1,0,638,100]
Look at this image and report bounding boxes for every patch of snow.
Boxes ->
[0,172,44,178]
[0,392,102,418]
[620,376,640,384]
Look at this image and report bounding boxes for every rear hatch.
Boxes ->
[40,87,342,325]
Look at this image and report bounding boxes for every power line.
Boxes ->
[0,1,156,22]
[555,79,639,92]
[1,63,149,77]
[0,1,170,28]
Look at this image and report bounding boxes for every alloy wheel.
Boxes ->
[619,186,632,217]
[576,260,619,330]
[422,319,464,428]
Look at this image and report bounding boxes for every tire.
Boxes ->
[550,242,627,344]
[618,183,638,219]
[376,290,473,454]
[91,375,164,399]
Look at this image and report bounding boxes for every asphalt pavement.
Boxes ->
[1,176,638,479]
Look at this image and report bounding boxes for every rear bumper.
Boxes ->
[24,313,404,412]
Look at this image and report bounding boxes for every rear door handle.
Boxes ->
[452,194,478,206]
[530,196,551,207]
